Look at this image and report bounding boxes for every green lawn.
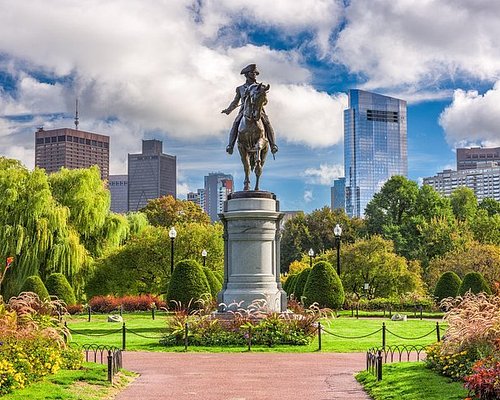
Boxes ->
[1,363,135,400]
[66,312,445,352]
[356,362,468,400]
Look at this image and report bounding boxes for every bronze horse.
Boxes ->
[237,83,270,191]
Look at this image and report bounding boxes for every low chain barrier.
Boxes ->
[318,321,441,350]
[81,344,122,383]
[366,344,427,381]
[67,320,441,352]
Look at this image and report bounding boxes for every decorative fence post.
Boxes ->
[436,322,440,342]
[151,305,155,320]
[420,305,423,320]
[377,350,383,381]
[317,322,322,351]
[88,305,91,322]
[356,304,359,319]
[247,325,252,351]
[122,323,126,351]
[107,350,113,383]
[382,322,386,348]
[184,322,189,351]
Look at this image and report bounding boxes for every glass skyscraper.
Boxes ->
[344,90,407,218]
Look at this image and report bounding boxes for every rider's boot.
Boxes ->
[226,123,238,154]
[262,116,278,154]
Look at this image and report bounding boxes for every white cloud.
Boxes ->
[335,0,500,90]
[304,190,313,203]
[0,1,347,172]
[303,163,344,185]
[177,182,191,199]
[439,82,500,147]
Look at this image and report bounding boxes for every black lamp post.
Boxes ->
[169,226,177,274]
[202,249,207,267]
[334,224,342,276]
[308,248,315,268]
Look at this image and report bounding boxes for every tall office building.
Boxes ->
[35,127,109,180]
[457,147,500,171]
[109,174,128,213]
[204,172,233,221]
[128,139,176,211]
[330,177,346,211]
[423,162,500,201]
[344,89,407,218]
[187,188,205,210]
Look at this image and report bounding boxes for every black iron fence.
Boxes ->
[366,344,427,381]
[81,344,123,383]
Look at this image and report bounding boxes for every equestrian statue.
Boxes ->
[222,64,278,191]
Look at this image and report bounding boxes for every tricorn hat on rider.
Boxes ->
[240,64,259,75]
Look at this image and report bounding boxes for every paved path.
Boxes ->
[115,352,371,400]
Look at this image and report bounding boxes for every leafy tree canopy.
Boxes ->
[141,195,210,227]
[340,236,424,298]
[449,187,477,222]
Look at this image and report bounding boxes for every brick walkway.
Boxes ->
[115,352,371,400]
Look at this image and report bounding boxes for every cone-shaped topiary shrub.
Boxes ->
[302,261,344,309]
[45,273,76,305]
[293,268,311,301]
[284,274,298,296]
[434,271,462,302]
[204,267,222,300]
[20,276,50,300]
[458,272,492,295]
[213,271,224,284]
[167,259,211,309]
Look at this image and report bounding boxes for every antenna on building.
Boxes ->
[74,98,79,130]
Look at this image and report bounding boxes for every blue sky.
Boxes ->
[1,1,500,212]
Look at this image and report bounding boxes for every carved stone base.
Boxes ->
[217,191,287,312]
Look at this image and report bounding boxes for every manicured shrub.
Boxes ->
[458,272,492,296]
[66,304,84,314]
[45,273,76,305]
[293,268,311,300]
[88,295,120,313]
[204,268,222,300]
[20,276,50,300]
[284,274,298,296]
[434,271,462,302]
[213,271,224,284]
[167,259,211,309]
[120,294,166,311]
[302,261,345,309]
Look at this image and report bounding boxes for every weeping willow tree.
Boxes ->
[0,158,89,299]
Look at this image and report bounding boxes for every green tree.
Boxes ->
[0,158,89,299]
[45,273,77,305]
[478,197,500,216]
[449,187,477,222]
[427,242,500,290]
[470,209,500,245]
[86,223,224,298]
[167,259,211,309]
[341,236,424,298]
[458,272,492,295]
[302,261,344,309]
[141,195,210,227]
[365,176,419,234]
[20,276,50,300]
[280,208,365,272]
[434,272,462,302]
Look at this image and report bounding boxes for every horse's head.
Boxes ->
[245,83,269,120]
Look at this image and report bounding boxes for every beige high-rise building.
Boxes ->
[35,127,109,180]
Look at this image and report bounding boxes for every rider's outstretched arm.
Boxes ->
[222,88,241,114]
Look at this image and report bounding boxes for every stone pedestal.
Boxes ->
[217,191,287,312]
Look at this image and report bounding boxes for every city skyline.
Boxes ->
[1,1,500,212]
